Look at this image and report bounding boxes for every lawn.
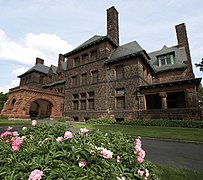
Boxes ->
[72,124,203,142]
[0,119,31,126]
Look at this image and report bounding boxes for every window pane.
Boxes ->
[82,54,89,64]
[72,76,77,87]
[81,100,86,110]
[92,70,98,83]
[81,73,87,85]
[116,88,125,94]
[73,101,79,110]
[88,99,94,110]
[116,97,125,109]
[74,57,80,67]
[88,92,94,97]
[91,50,97,61]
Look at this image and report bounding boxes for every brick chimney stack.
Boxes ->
[35,57,44,65]
[175,23,194,78]
[58,54,65,66]
[107,6,119,45]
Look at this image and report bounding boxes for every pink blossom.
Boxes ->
[101,148,113,159]
[32,120,37,126]
[56,136,63,142]
[116,155,121,163]
[1,131,12,140]
[64,131,73,139]
[12,137,24,152]
[134,137,142,151]
[138,170,144,177]
[7,126,13,131]
[95,146,104,151]
[28,169,44,180]
[137,156,144,163]
[139,149,146,159]
[12,131,19,136]
[79,128,89,135]
[79,160,87,167]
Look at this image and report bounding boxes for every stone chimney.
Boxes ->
[58,54,65,66]
[35,57,44,65]
[107,6,119,45]
[175,23,194,78]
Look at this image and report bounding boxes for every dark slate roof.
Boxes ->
[106,41,154,73]
[43,79,65,88]
[18,64,49,78]
[64,35,117,56]
[148,45,187,72]
[138,78,202,90]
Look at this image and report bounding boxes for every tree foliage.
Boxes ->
[0,92,8,111]
[195,58,203,72]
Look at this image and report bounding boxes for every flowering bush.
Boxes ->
[0,122,157,179]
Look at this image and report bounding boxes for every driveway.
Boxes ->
[142,138,203,171]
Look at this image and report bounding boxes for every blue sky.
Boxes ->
[0,0,202,93]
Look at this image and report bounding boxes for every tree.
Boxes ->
[0,92,8,111]
[195,58,203,72]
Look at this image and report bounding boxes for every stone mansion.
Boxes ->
[1,6,202,121]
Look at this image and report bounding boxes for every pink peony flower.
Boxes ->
[64,131,73,139]
[79,128,89,135]
[139,149,146,159]
[79,160,87,167]
[56,136,63,142]
[7,126,13,131]
[28,169,44,180]
[138,170,144,177]
[12,137,24,152]
[137,156,144,163]
[134,137,142,151]
[12,131,19,137]
[32,120,37,126]
[145,169,149,177]
[101,148,113,159]
[1,131,12,140]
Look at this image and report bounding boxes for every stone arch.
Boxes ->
[26,96,57,119]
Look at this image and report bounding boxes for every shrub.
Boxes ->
[117,119,203,129]
[0,122,157,179]
[87,118,114,124]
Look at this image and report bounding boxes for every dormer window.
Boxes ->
[158,53,175,67]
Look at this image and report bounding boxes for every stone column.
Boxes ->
[159,92,167,109]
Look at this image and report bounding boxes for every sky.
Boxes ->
[0,0,202,93]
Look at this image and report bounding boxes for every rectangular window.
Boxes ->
[72,76,78,87]
[80,93,86,98]
[91,70,98,83]
[158,53,175,67]
[88,99,94,110]
[39,76,44,84]
[116,97,125,109]
[116,88,125,95]
[88,92,94,98]
[73,57,80,67]
[81,73,87,85]
[73,100,79,110]
[73,94,79,99]
[91,50,97,61]
[116,65,124,80]
[80,100,86,110]
[82,54,89,64]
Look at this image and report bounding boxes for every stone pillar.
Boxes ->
[159,92,167,109]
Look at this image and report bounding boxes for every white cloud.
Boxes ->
[0,29,75,66]
[12,67,30,76]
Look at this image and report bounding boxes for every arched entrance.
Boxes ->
[29,99,53,119]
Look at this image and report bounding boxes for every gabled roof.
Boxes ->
[18,64,49,78]
[64,35,117,57]
[148,45,187,72]
[106,41,154,73]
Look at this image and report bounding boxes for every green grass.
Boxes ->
[72,124,203,142]
[157,166,203,180]
[0,119,31,126]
